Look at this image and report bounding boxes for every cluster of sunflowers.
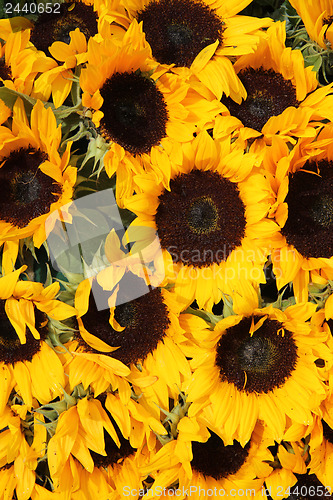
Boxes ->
[2,0,333,498]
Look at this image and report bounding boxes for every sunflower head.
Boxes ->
[75,274,171,366]
[185,299,326,444]
[0,98,76,264]
[123,131,273,309]
[267,130,333,301]
[0,147,62,229]
[222,67,300,133]
[191,431,251,480]
[136,0,224,67]
[98,70,169,155]
[218,21,321,148]
[155,168,247,268]
[30,1,98,57]
[281,159,333,260]
[215,314,298,394]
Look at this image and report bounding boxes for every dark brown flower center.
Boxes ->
[0,147,62,228]
[30,1,98,57]
[99,71,168,155]
[215,315,298,393]
[155,169,246,267]
[114,302,138,328]
[187,196,219,234]
[281,160,333,259]
[136,0,224,67]
[222,68,299,132]
[77,275,171,366]
[191,432,250,480]
[0,300,47,364]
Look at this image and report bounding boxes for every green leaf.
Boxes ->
[304,54,323,73]
[0,86,36,113]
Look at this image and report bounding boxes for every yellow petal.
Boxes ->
[12,362,32,408]
[0,266,26,299]
[74,279,92,317]
[78,321,120,353]
[35,299,76,320]
[52,69,73,108]
[191,40,219,73]
[5,297,27,344]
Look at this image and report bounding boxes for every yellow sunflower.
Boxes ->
[215,21,333,152]
[265,126,333,302]
[183,292,327,446]
[80,19,223,203]
[63,271,191,417]
[0,98,76,270]
[47,392,166,498]
[141,418,273,500]
[0,0,115,108]
[289,0,333,50]
[107,0,272,101]
[0,265,76,411]
[31,0,121,108]
[123,131,277,311]
[0,406,47,500]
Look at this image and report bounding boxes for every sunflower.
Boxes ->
[123,131,277,311]
[0,406,47,500]
[0,98,76,270]
[141,418,273,500]
[31,0,118,108]
[183,294,327,446]
[0,265,76,411]
[0,0,114,108]
[80,19,223,202]
[47,392,166,498]
[64,271,191,416]
[289,0,333,50]
[265,127,333,302]
[107,0,272,101]
[29,0,99,57]
[216,21,333,152]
